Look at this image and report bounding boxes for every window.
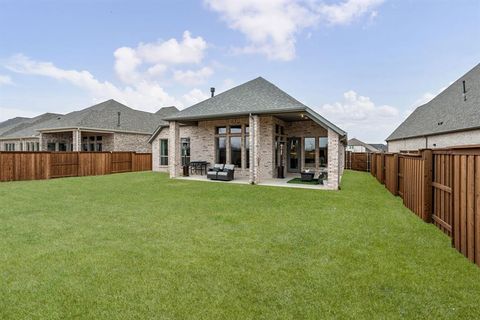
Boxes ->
[96,136,102,141]
[245,125,249,134]
[58,143,67,151]
[181,138,190,166]
[319,137,328,167]
[95,143,102,152]
[20,143,24,151]
[245,136,250,169]
[36,142,40,151]
[216,137,226,164]
[230,125,241,134]
[82,144,88,151]
[230,136,241,167]
[160,139,168,165]
[216,126,227,134]
[304,137,315,166]
[89,143,95,151]
[47,143,56,151]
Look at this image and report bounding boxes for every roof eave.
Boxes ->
[163,108,308,122]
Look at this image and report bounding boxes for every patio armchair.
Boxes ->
[207,164,224,180]
[216,164,235,181]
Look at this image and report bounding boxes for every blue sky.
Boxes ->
[0,0,479,142]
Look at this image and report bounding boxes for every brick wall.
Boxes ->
[113,132,151,152]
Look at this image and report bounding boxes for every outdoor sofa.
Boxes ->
[207,164,235,181]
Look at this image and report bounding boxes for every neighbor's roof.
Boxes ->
[348,138,379,152]
[36,99,172,134]
[0,113,62,139]
[386,63,480,141]
[155,106,179,118]
[165,77,346,136]
[368,143,388,152]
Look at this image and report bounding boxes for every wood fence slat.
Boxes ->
[0,151,151,182]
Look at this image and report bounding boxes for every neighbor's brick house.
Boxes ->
[387,63,480,152]
[0,100,178,153]
[149,77,347,190]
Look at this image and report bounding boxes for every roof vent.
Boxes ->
[462,80,467,101]
[117,111,121,127]
[210,87,215,97]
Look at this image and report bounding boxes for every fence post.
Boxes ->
[371,153,376,176]
[380,153,385,184]
[46,152,51,179]
[422,149,433,223]
[393,153,399,195]
[131,152,136,172]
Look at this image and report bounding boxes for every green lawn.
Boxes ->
[1,171,479,319]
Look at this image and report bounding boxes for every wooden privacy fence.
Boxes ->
[345,151,372,171]
[0,151,152,182]
[370,147,480,267]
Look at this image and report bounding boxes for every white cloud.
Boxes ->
[318,0,384,25]
[204,0,383,61]
[113,31,213,86]
[137,31,207,65]
[6,54,182,112]
[3,32,217,113]
[315,90,400,142]
[113,47,142,84]
[0,74,13,85]
[183,88,210,105]
[173,67,214,86]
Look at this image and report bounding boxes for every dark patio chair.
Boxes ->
[216,164,235,181]
[207,163,224,180]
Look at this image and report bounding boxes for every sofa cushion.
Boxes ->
[223,164,235,171]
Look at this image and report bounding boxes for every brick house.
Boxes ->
[387,63,480,152]
[149,77,347,190]
[0,99,178,153]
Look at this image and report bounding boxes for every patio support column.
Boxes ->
[249,115,260,184]
[72,129,81,151]
[169,121,181,178]
[327,128,340,190]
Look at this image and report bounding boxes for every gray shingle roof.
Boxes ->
[166,77,309,120]
[0,117,29,135]
[155,106,179,118]
[386,63,480,141]
[348,138,379,152]
[165,77,346,136]
[0,113,62,139]
[36,99,169,134]
[368,143,387,152]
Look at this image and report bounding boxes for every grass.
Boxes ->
[1,170,480,319]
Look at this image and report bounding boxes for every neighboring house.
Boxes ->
[149,77,347,190]
[0,113,62,151]
[0,99,178,153]
[369,143,387,152]
[387,63,480,152]
[346,138,379,153]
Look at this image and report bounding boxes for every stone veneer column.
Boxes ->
[249,115,260,184]
[168,121,181,178]
[327,128,339,190]
[72,129,81,151]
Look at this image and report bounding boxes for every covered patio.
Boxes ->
[151,77,347,190]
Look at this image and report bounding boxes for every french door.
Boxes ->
[287,137,300,172]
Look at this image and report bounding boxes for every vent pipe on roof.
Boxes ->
[210,87,215,97]
[463,80,467,101]
[117,112,121,127]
